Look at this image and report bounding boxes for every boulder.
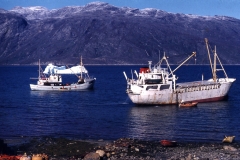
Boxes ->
[84,152,100,160]
[96,149,105,157]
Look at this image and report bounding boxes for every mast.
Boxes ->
[80,56,83,78]
[38,59,40,80]
[160,52,174,76]
[213,46,217,82]
[205,38,214,81]
[205,38,229,81]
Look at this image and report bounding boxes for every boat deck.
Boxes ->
[176,80,218,88]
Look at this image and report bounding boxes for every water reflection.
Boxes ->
[30,90,63,97]
[127,105,179,140]
[1,65,240,143]
[127,102,239,142]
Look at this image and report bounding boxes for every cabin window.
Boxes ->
[145,79,162,84]
[160,85,170,90]
[146,86,158,90]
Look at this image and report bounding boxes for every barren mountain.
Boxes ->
[0,2,239,65]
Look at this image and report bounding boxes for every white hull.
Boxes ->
[30,79,95,91]
[124,40,236,105]
[30,58,96,91]
[127,78,235,105]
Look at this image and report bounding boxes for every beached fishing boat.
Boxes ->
[222,136,235,143]
[30,57,96,91]
[160,140,177,147]
[123,38,236,105]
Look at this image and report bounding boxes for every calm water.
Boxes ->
[0,65,239,144]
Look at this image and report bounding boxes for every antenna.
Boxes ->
[80,55,83,78]
[159,50,161,61]
[195,53,197,64]
[38,59,40,79]
[131,69,133,84]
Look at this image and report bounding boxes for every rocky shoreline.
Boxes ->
[1,137,240,160]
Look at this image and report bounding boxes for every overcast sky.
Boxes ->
[1,0,240,19]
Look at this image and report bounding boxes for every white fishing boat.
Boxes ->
[123,38,236,105]
[30,57,96,91]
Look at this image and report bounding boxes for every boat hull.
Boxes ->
[30,79,95,91]
[179,102,198,107]
[127,79,235,105]
[160,140,177,147]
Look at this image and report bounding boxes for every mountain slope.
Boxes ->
[0,2,240,65]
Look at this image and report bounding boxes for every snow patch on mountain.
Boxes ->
[8,1,237,22]
[140,8,157,15]
[11,6,48,13]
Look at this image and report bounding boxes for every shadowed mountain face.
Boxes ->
[0,2,240,65]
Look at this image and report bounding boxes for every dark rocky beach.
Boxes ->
[1,137,240,160]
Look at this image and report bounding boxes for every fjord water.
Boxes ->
[0,65,239,144]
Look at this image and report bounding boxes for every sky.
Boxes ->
[1,0,240,19]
